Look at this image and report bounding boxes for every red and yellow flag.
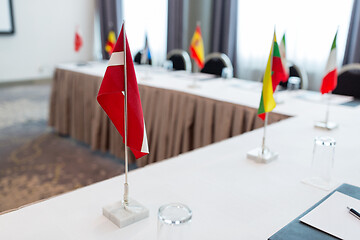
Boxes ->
[189,25,205,69]
[258,32,286,120]
[105,31,116,55]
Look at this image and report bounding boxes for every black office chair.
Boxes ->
[166,49,192,71]
[333,63,360,99]
[278,61,308,90]
[200,52,233,78]
[134,50,152,65]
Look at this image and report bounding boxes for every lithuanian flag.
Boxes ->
[320,32,337,94]
[258,32,286,120]
[189,24,205,69]
[105,30,116,55]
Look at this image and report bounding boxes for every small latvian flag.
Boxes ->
[320,32,338,94]
[74,29,83,52]
[97,24,149,159]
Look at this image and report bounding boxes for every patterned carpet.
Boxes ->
[0,83,128,213]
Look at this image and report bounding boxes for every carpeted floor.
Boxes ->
[0,82,129,213]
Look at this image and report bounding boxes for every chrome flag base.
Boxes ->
[314,121,338,130]
[247,147,278,164]
[103,198,149,228]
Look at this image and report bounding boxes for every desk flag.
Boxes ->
[279,33,289,81]
[258,31,286,120]
[74,29,83,52]
[189,24,205,69]
[140,34,152,64]
[320,32,338,94]
[97,25,149,159]
[105,30,116,55]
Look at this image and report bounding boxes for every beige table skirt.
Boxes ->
[49,68,290,167]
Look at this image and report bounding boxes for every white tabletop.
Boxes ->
[1,62,359,239]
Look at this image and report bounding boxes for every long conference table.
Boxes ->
[1,62,360,239]
[48,63,289,167]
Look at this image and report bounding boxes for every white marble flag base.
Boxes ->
[314,121,338,130]
[188,83,200,89]
[103,199,149,228]
[247,147,278,163]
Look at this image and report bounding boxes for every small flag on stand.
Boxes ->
[98,23,149,229]
[258,31,287,120]
[279,33,289,81]
[140,34,152,64]
[105,30,116,55]
[74,29,83,52]
[320,32,338,94]
[97,26,149,159]
[248,31,284,163]
[315,31,338,130]
[189,24,205,69]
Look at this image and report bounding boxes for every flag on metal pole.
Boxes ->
[189,23,205,69]
[320,32,338,94]
[74,28,83,52]
[97,25,149,159]
[258,31,286,120]
[105,30,116,55]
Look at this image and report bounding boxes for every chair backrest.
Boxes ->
[200,52,233,78]
[166,49,192,71]
[278,61,308,90]
[134,50,152,65]
[333,63,360,99]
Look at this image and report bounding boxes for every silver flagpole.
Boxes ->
[261,112,268,155]
[123,21,129,206]
[325,92,331,125]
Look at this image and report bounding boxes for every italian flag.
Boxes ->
[320,32,338,94]
[189,24,205,69]
[258,32,286,120]
[279,33,289,80]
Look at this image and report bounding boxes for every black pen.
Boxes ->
[347,206,360,220]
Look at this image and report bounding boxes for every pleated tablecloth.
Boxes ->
[49,67,289,167]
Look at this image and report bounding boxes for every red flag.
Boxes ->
[74,30,83,52]
[97,24,149,159]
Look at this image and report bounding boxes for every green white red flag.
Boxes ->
[279,33,289,81]
[320,32,338,94]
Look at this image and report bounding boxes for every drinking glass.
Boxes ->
[303,136,336,190]
[287,76,301,90]
[157,203,192,240]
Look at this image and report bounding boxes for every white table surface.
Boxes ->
[1,62,359,239]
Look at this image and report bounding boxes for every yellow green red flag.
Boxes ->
[189,24,205,69]
[258,32,286,120]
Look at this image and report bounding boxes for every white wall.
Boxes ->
[0,0,95,82]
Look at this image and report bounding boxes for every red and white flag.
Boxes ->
[74,29,83,52]
[97,24,149,159]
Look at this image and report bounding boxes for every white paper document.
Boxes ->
[300,191,360,240]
